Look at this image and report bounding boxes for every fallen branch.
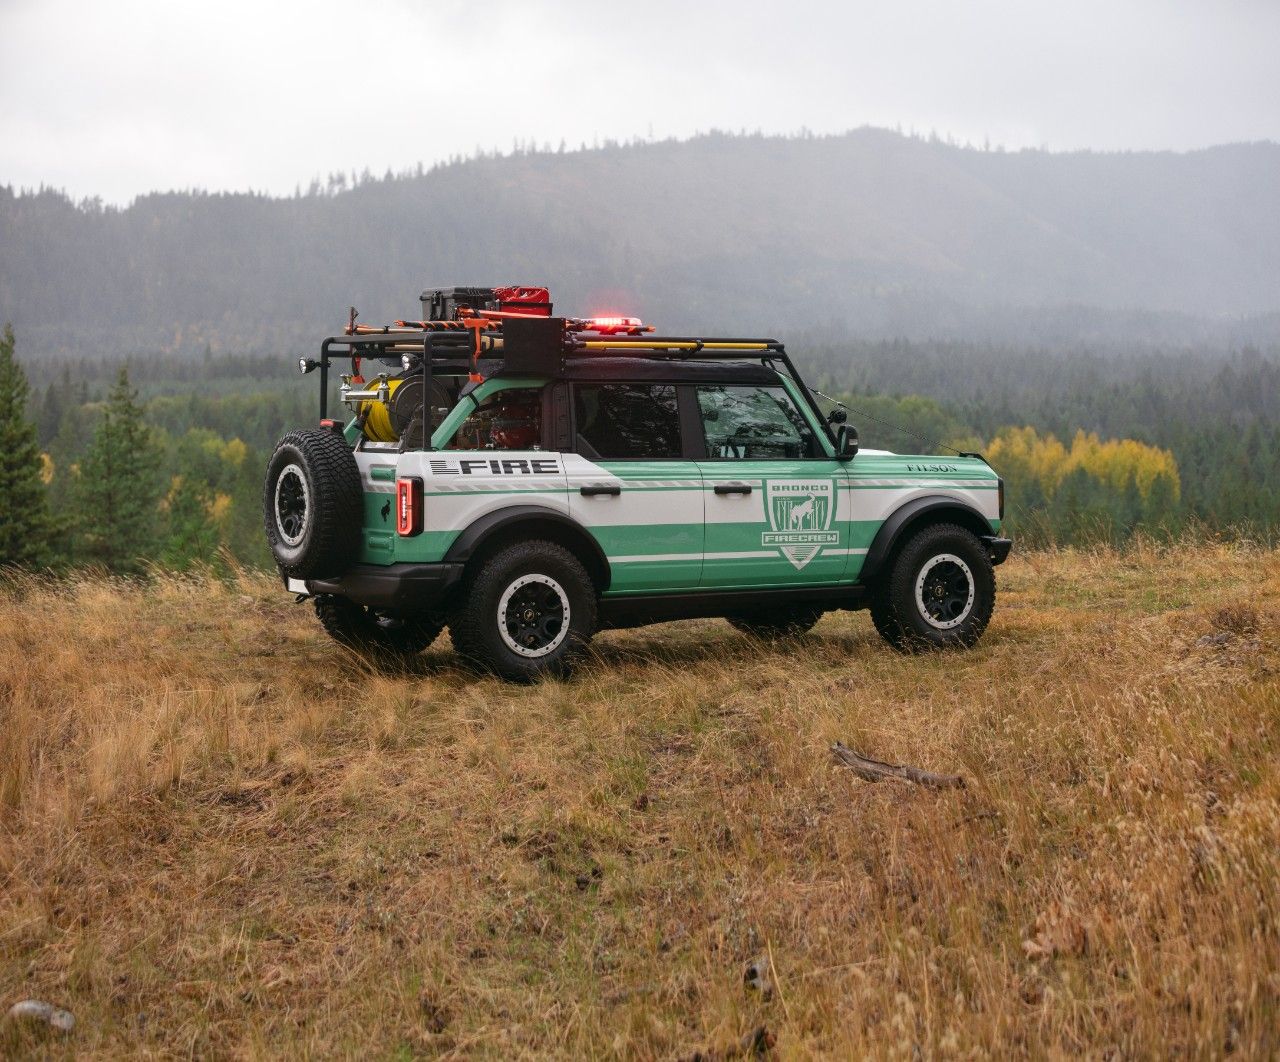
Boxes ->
[831,741,965,789]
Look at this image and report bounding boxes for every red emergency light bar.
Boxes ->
[572,316,653,336]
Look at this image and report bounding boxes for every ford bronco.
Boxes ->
[265,285,1010,681]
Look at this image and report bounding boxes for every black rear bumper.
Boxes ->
[983,536,1013,565]
[287,562,465,613]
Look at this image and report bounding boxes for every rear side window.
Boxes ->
[444,387,542,450]
[697,384,817,459]
[574,384,682,460]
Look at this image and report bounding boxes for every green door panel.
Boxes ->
[693,382,851,588]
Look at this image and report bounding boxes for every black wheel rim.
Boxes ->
[501,579,567,656]
[915,553,975,629]
[275,466,308,546]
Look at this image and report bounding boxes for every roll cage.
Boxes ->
[300,319,839,453]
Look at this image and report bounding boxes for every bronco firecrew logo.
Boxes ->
[763,481,839,570]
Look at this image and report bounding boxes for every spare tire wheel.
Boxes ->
[263,428,363,579]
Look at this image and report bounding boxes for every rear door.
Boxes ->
[566,382,704,592]
[694,382,851,588]
[394,380,570,564]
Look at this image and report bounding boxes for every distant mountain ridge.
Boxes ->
[2,129,1279,356]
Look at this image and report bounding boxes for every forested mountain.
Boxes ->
[3,129,1279,357]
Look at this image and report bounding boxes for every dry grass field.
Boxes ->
[1,541,1278,1058]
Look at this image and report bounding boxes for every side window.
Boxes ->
[574,384,682,460]
[444,387,542,450]
[697,385,817,460]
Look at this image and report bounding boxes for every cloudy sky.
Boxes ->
[1,0,1277,204]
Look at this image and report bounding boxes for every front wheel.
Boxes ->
[449,541,597,682]
[878,523,995,651]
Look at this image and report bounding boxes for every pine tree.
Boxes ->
[37,371,65,448]
[1146,472,1181,539]
[0,324,52,568]
[160,475,219,570]
[75,366,160,572]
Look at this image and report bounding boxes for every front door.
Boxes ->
[567,381,704,592]
[694,382,850,588]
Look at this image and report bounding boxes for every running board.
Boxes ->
[599,584,868,630]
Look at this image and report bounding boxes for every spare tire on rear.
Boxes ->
[264,429,363,579]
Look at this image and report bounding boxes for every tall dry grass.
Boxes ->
[1,540,1277,1057]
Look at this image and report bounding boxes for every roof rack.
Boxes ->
[299,300,826,449]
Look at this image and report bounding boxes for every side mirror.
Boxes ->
[836,424,859,460]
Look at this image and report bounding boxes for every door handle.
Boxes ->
[714,483,753,495]
[580,484,622,497]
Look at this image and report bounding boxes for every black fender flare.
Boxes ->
[859,495,994,584]
[442,505,612,591]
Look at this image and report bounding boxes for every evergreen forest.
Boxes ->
[2,328,1275,574]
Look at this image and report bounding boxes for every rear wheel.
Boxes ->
[314,595,444,655]
[868,584,905,648]
[727,606,824,640]
[878,523,995,651]
[449,541,597,682]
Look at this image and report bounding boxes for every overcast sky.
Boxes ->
[1,0,1277,204]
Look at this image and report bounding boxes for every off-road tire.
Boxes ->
[264,429,363,579]
[728,606,825,640]
[314,595,444,656]
[879,523,995,652]
[449,540,597,682]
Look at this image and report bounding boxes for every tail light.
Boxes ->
[396,477,423,536]
[998,478,1005,520]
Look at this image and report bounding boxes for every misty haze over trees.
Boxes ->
[3,129,1279,357]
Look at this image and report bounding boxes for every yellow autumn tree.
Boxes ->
[984,426,1068,495]
[1060,431,1180,501]
[200,435,248,468]
[988,426,1181,543]
[989,427,1179,502]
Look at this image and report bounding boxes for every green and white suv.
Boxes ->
[265,286,1010,681]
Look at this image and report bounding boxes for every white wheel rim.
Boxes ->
[274,463,310,547]
[497,574,571,658]
[914,552,975,630]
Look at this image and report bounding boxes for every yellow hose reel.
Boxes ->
[353,375,452,444]
[360,378,405,442]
